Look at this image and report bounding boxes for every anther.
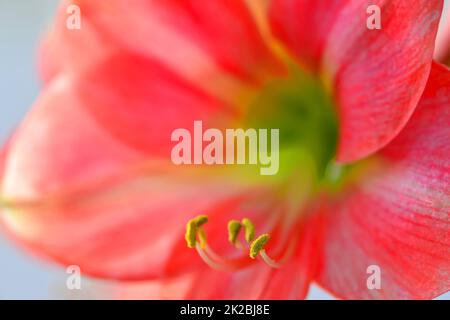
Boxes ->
[185,219,198,249]
[241,218,255,243]
[195,215,208,227]
[185,215,209,248]
[249,234,270,259]
[228,220,242,245]
[185,216,286,271]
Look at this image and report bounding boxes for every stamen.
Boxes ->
[249,234,286,268]
[249,234,270,259]
[185,215,289,271]
[194,215,209,227]
[252,228,296,268]
[195,215,209,249]
[195,243,229,271]
[195,243,251,272]
[184,219,198,249]
[197,227,207,249]
[260,250,283,269]
[184,215,209,248]
[228,220,242,245]
[241,218,255,243]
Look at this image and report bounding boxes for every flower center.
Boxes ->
[244,62,339,185]
[184,61,365,272]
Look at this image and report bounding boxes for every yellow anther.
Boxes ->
[241,218,255,243]
[195,215,209,227]
[228,220,242,245]
[185,219,198,248]
[185,215,209,248]
[249,234,270,259]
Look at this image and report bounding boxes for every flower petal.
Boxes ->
[0,54,260,280]
[4,53,235,201]
[40,0,283,96]
[270,0,443,162]
[316,63,450,299]
[269,0,346,73]
[108,273,197,300]
[38,0,117,84]
[0,141,8,183]
[2,174,261,280]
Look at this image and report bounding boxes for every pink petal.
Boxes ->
[0,54,257,280]
[38,0,117,84]
[0,141,8,183]
[4,53,234,200]
[40,0,283,89]
[269,0,346,73]
[75,53,237,156]
[109,273,198,300]
[2,176,259,280]
[316,62,450,299]
[270,0,443,162]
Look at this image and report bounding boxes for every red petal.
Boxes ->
[4,53,234,200]
[40,0,282,87]
[2,177,262,281]
[316,63,450,299]
[76,53,237,156]
[269,0,346,73]
[38,0,117,84]
[109,273,198,300]
[270,0,443,162]
[0,54,255,280]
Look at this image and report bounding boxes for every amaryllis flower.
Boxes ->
[0,0,449,300]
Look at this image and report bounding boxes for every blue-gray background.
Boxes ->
[0,0,448,300]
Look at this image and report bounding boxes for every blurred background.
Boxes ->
[0,0,448,300]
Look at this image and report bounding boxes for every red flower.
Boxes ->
[1,0,449,299]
